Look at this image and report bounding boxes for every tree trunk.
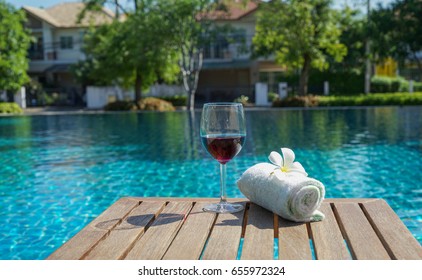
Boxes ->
[181,48,203,111]
[134,69,142,108]
[298,54,311,96]
[187,90,195,111]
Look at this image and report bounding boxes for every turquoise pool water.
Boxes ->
[0,107,421,259]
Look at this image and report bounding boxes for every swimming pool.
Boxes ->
[0,107,421,259]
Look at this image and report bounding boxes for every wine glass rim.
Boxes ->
[203,102,243,107]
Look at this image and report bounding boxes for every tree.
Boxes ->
[164,0,239,111]
[0,0,31,92]
[253,0,347,95]
[78,0,242,109]
[371,0,422,73]
[332,6,366,74]
[164,0,207,111]
[76,0,179,104]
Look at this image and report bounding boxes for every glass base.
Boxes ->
[202,202,244,214]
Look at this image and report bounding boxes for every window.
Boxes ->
[60,36,73,49]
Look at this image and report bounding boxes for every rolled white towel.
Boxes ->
[237,163,325,222]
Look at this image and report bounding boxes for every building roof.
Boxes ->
[201,0,259,21]
[23,2,115,28]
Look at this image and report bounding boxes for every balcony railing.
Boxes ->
[203,37,252,60]
[28,50,44,60]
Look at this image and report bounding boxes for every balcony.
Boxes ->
[203,38,252,61]
[28,50,45,60]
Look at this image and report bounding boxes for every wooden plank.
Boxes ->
[333,202,390,260]
[132,197,248,203]
[324,198,377,203]
[309,203,350,260]
[163,202,216,260]
[278,218,312,260]
[84,201,166,260]
[361,199,422,260]
[201,202,246,260]
[241,203,274,260]
[124,201,193,260]
[47,198,139,260]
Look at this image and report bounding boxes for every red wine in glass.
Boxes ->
[201,135,245,164]
[200,102,246,214]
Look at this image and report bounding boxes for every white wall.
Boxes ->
[86,85,186,109]
[146,84,185,97]
[53,28,85,62]
[86,86,134,109]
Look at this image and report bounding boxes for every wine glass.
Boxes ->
[200,103,246,213]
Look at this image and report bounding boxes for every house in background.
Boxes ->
[22,1,282,106]
[197,1,284,103]
[23,2,115,105]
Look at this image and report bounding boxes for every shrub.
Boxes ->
[371,76,393,93]
[272,93,422,107]
[272,95,319,107]
[160,95,187,107]
[137,97,175,111]
[268,92,279,102]
[104,98,176,111]
[309,71,364,95]
[0,102,23,114]
[104,100,134,111]
[278,71,364,95]
[234,95,252,106]
[412,81,422,92]
[371,75,412,93]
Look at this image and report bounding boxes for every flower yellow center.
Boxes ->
[281,166,289,172]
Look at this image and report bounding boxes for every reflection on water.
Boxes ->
[245,107,421,153]
[0,107,421,259]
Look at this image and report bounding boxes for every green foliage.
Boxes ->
[370,0,422,68]
[103,100,135,111]
[268,92,279,102]
[310,71,364,95]
[370,76,422,93]
[272,93,422,107]
[163,0,241,110]
[0,1,31,92]
[273,95,319,107]
[0,102,23,114]
[332,6,366,74]
[253,0,346,95]
[273,71,364,95]
[160,95,187,107]
[233,95,252,106]
[74,1,179,100]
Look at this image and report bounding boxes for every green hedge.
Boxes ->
[104,100,134,111]
[0,102,23,114]
[160,95,187,107]
[270,72,421,95]
[371,76,422,93]
[275,71,365,95]
[273,92,422,107]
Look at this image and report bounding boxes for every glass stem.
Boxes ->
[220,163,227,204]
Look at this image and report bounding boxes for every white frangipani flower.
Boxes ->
[269,148,308,179]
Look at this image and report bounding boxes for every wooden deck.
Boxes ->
[47,197,422,260]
